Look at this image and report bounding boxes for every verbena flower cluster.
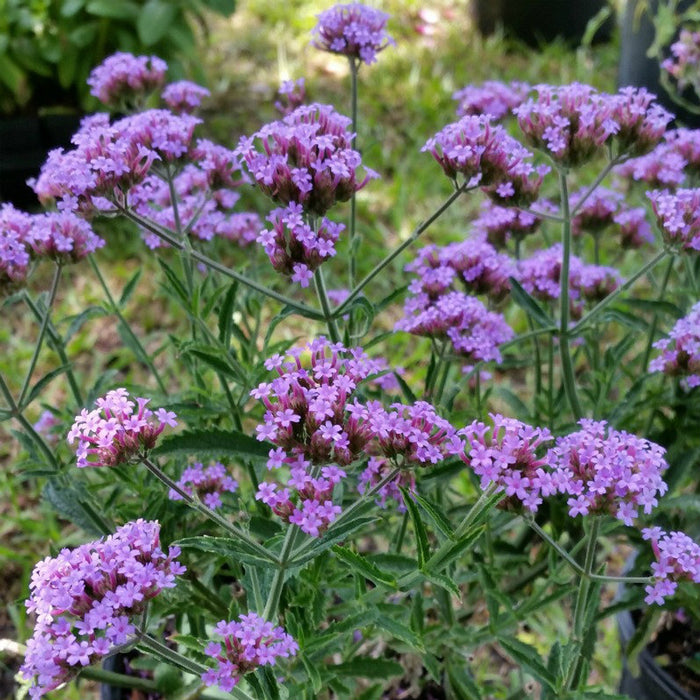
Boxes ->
[21,520,184,698]
[68,388,177,468]
[87,52,168,107]
[649,300,700,387]
[161,80,211,114]
[453,80,530,120]
[647,187,700,251]
[275,78,307,115]
[169,462,239,509]
[236,103,378,216]
[257,203,344,286]
[471,201,541,249]
[642,527,700,605]
[202,613,298,692]
[311,3,395,65]
[1,204,33,294]
[662,29,700,98]
[423,114,548,205]
[514,84,671,166]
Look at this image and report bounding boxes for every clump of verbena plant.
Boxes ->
[5,3,700,699]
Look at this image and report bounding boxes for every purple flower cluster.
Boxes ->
[87,52,168,107]
[548,420,668,525]
[202,613,298,692]
[68,388,177,468]
[649,301,700,387]
[648,188,700,251]
[517,244,622,317]
[449,414,554,512]
[613,207,654,248]
[311,3,395,65]
[161,80,211,114]
[514,83,671,166]
[405,239,516,302]
[34,410,61,444]
[257,203,344,286]
[662,29,700,97]
[358,456,415,510]
[453,80,530,120]
[21,520,184,698]
[275,78,307,115]
[642,527,700,605]
[168,462,238,509]
[471,201,541,250]
[423,114,547,205]
[0,203,32,294]
[237,103,377,216]
[396,290,514,365]
[33,110,201,214]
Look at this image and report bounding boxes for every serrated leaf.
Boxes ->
[375,612,424,651]
[43,480,112,536]
[300,653,322,692]
[175,535,277,568]
[401,488,430,568]
[421,569,460,598]
[509,277,555,328]
[447,663,482,700]
[23,365,71,407]
[185,347,246,383]
[496,635,557,691]
[428,525,485,570]
[332,545,397,588]
[413,493,454,540]
[331,658,403,679]
[152,428,273,460]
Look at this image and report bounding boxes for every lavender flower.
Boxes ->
[67,388,177,468]
[21,520,184,698]
[33,410,61,444]
[358,456,415,509]
[87,52,168,107]
[570,186,623,237]
[312,3,395,65]
[25,211,104,262]
[275,78,307,115]
[471,201,541,249]
[257,203,344,286]
[168,462,238,509]
[615,146,688,188]
[649,301,700,387]
[453,80,530,120]
[547,420,668,525]
[613,207,654,248]
[0,203,32,295]
[647,188,700,251]
[642,527,700,605]
[161,80,211,114]
[449,414,554,513]
[202,613,298,692]
[662,29,700,98]
[236,103,378,216]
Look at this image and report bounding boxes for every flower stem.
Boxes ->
[348,57,359,296]
[262,525,301,621]
[558,169,583,420]
[17,264,62,409]
[314,267,341,344]
[641,255,675,371]
[140,457,276,564]
[335,182,474,316]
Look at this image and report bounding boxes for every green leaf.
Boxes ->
[119,268,142,307]
[508,277,555,328]
[300,653,322,692]
[185,347,247,383]
[152,428,273,460]
[58,49,78,88]
[331,658,403,679]
[86,0,140,19]
[623,297,682,318]
[137,0,178,45]
[393,371,417,404]
[63,305,107,344]
[446,663,482,700]
[0,54,26,95]
[175,535,277,568]
[496,635,557,691]
[61,0,86,17]
[43,479,113,536]
[158,258,189,305]
[413,493,454,540]
[401,488,430,568]
[420,569,460,598]
[492,387,531,422]
[24,365,71,407]
[429,525,485,570]
[332,545,397,589]
[375,610,424,651]
[202,0,237,16]
[218,281,238,346]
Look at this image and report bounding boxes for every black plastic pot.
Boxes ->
[471,0,613,46]
[618,0,700,127]
[617,607,696,700]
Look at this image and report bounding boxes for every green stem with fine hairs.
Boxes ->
[314,267,341,344]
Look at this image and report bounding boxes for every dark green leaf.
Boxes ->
[413,493,454,540]
[218,282,238,345]
[375,611,424,651]
[175,535,277,568]
[158,258,189,305]
[61,0,86,16]
[119,268,142,307]
[202,0,237,15]
[137,0,178,44]
[86,0,140,19]
[152,429,273,460]
[24,365,71,407]
[401,488,430,568]
[43,480,112,536]
[331,658,403,679]
[446,663,482,700]
[332,545,397,588]
[300,653,322,692]
[63,305,106,344]
[186,347,246,383]
[428,525,485,570]
[496,635,557,691]
[393,371,417,404]
[509,277,555,328]
[421,569,460,598]
[623,297,682,318]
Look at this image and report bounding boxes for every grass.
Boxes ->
[0,1,630,697]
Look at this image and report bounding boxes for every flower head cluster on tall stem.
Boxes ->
[68,388,177,467]
[236,103,378,216]
[168,462,238,510]
[0,203,32,295]
[87,52,167,108]
[202,612,298,692]
[453,80,530,121]
[312,3,395,65]
[21,520,184,699]
[547,419,668,525]
[161,81,211,114]
[647,187,700,251]
[642,527,700,605]
[662,29,700,98]
[649,300,700,387]
[275,78,307,115]
[472,201,541,250]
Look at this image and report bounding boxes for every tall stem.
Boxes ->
[18,264,62,408]
[262,525,301,621]
[558,169,583,419]
[140,456,276,564]
[348,57,359,295]
[642,255,675,371]
[314,267,341,344]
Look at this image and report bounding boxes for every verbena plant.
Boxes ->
[4,4,700,699]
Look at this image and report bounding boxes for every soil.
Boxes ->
[648,614,700,697]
